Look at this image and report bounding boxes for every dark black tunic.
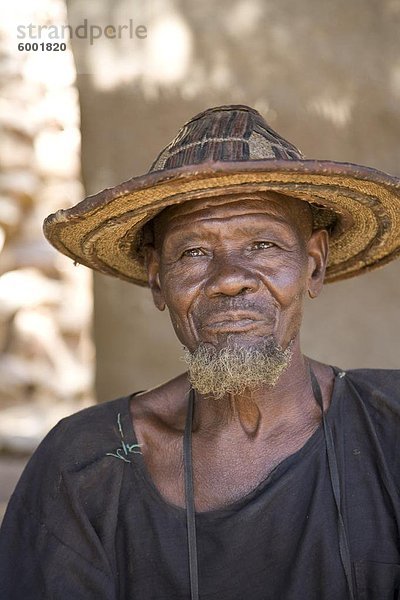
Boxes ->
[1,367,400,599]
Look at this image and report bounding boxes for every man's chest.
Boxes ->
[117,433,350,600]
[138,421,320,511]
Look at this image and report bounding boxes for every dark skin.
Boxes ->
[130,192,333,512]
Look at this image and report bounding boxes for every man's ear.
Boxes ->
[307,229,329,299]
[144,246,166,311]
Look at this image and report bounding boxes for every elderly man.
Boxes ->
[1,105,400,600]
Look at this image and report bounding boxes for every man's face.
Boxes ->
[146,193,328,356]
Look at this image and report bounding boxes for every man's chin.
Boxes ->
[199,332,277,352]
[182,337,293,399]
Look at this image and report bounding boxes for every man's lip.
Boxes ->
[205,312,267,325]
[202,319,262,332]
[200,313,269,331]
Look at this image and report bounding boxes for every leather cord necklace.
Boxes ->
[183,367,355,600]
[184,387,199,600]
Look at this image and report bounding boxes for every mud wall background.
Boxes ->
[0,0,94,452]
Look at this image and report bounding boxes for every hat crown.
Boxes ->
[149,105,303,172]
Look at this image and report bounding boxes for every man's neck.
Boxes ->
[191,345,323,441]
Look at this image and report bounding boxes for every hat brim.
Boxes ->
[43,159,400,286]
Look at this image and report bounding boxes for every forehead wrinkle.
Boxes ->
[161,204,295,236]
[165,197,291,221]
[168,211,289,231]
[161,213,296,249]
[153,194,313,249]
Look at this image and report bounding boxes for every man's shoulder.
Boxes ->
[3,396,138,574]
[57,394,129,430]
[25,372,189,479]
[342,366,400,416]
[1,395,136,533]
[49,395,131,458]
[340,368,400,483]
[344,366,400,392]
[15,395,132,492]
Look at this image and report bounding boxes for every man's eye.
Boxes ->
[181,248,204,257]
[251,241,274,250]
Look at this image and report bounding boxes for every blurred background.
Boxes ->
[1,0,399,520]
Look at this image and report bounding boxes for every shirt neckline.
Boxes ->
[121,365,345,519]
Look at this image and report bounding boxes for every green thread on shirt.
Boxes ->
[117,412,124,438]
[106,412,142,463]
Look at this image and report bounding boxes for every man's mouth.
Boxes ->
[204,320,261,332]
[201,312,271,333]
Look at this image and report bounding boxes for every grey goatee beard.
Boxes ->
[182,337,293,399]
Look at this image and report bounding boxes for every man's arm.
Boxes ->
[0,413,120,599]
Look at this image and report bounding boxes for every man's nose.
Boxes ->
[204,256,260,297]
